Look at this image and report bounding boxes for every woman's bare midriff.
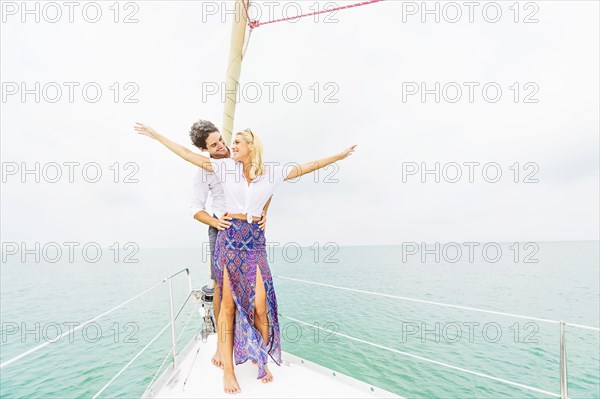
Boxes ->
[228,213,262,222]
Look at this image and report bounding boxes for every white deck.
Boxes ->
[143,331,401,398]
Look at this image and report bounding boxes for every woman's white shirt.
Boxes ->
[209,158,287,222]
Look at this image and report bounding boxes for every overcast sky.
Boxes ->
[1,0,598,248]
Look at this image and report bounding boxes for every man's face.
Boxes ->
[204,132,229,159]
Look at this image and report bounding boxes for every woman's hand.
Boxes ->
[338,144,357,161]
[258,212,267,231]
[134,122,159,140]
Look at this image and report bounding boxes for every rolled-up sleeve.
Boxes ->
[190,169,210,218]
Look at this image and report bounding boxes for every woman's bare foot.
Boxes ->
[212,350,223,369]
[261,364,274,384]
[223,370,241,394]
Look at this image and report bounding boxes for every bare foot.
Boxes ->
[212,350,223,369]
[261,364,274,384]
[223,370,241,394]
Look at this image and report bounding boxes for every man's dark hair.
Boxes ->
[189,120,219,149]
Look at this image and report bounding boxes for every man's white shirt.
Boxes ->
[190,156,227,220]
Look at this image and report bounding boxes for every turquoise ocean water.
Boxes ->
[1,241,599,398]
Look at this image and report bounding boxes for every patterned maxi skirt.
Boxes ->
[213,219,282,379]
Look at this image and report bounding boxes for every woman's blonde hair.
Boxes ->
[237,128,264,179]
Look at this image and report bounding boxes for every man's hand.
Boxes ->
[213,212,233,231]
[258,212,267,231]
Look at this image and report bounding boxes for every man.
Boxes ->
[188,119,270,368]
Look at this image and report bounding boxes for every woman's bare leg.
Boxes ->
[211,281,223,368]
[254,267,273,383]
[219,266,241,394]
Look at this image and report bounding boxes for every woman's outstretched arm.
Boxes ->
[285,145,357,181]
[134,122,214,172]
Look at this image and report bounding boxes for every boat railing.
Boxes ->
[273,274,600,399]
[0,267,196,399]
[3,269,598,399]
[93,268,197,398]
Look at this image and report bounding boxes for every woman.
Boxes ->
[134,122,356,394]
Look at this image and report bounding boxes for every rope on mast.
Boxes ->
[243,0,384,30]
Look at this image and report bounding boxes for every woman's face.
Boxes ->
[232,134,251,161]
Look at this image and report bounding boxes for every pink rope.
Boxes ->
[243,0,383,30]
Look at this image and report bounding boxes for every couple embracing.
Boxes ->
[134,120,356,394]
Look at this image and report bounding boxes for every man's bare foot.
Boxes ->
[223,370,241,394]
[212,350,223,369]
[261,364,274,384]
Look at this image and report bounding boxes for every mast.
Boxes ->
[222,0,249,145]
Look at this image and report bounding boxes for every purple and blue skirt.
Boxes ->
[213,219,282,379]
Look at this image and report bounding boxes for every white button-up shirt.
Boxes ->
[190,165,227,219]
[209,158,287,222]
